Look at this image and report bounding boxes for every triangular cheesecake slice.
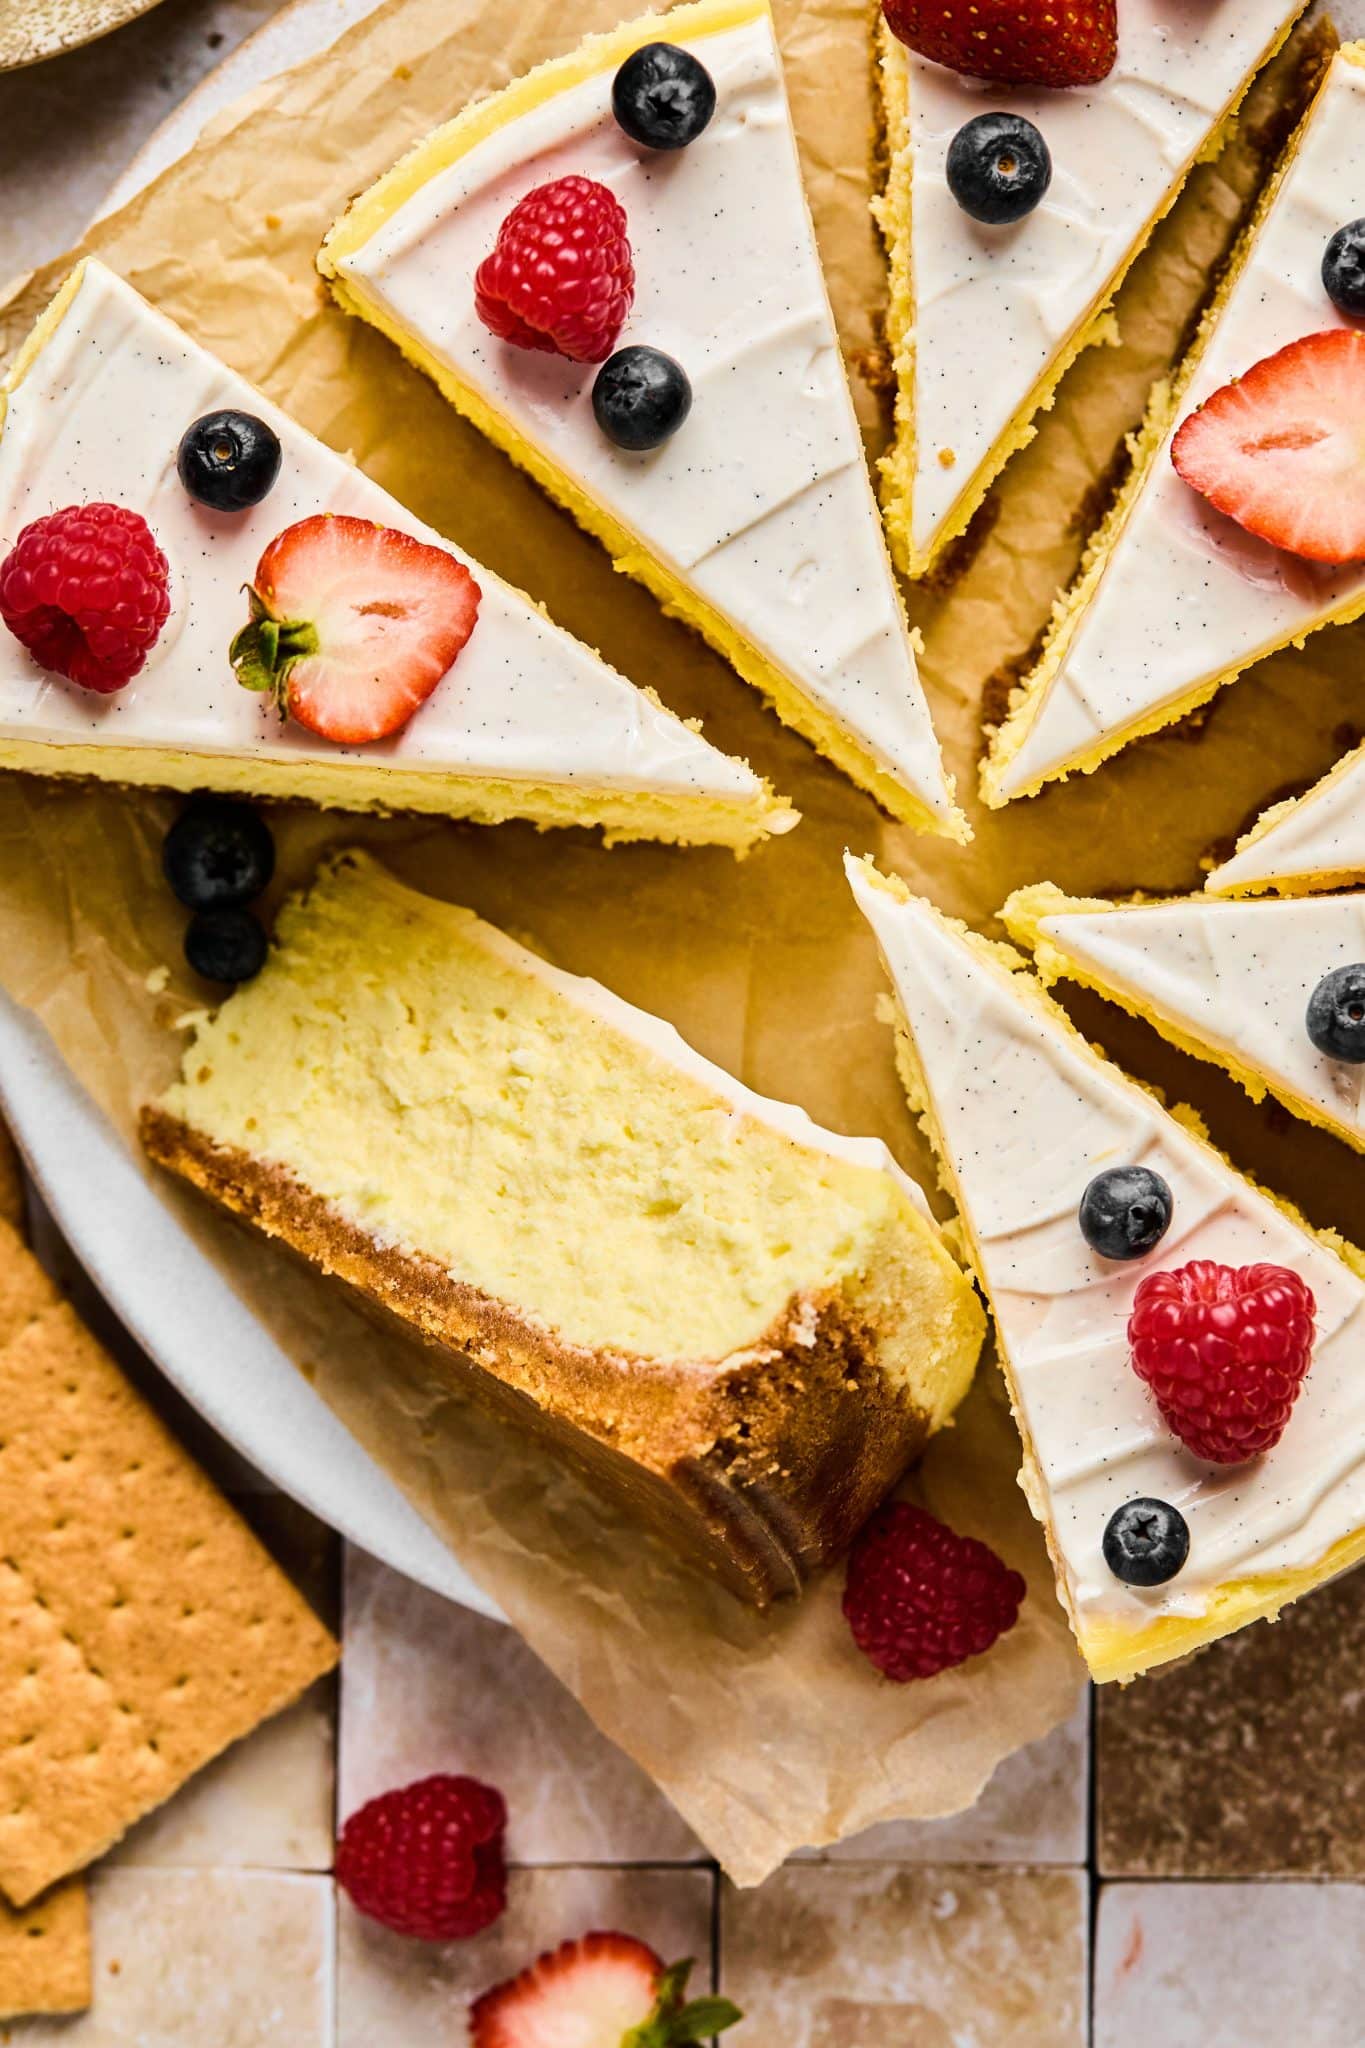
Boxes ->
[319,0,964,839]
[877,0,1306,581]
[0,260,792,848]
[984,43,1365,808]
[1003,882,1365,1156]
[1207,741,1365,899]
[143,849,986,1606]
[847,855,1365,1682]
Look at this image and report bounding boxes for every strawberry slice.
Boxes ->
[230,514,480,742]
[469,1934,741,2048]
[1172,330,1365,565]
[881,0,1117,89]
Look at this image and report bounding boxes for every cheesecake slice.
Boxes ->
[318,0,964,839]
[848,854,1365,1682]
[1004,881,1365,1157]
[877,0,1306,581]
[142,850,985,1605]
[0,260,792,848]
[984,43,1365,808]
[1208,742,1365,899]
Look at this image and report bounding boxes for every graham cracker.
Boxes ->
[0,1294,338,1906]
[0,1878,90,2019]
[0,1216,55,1348]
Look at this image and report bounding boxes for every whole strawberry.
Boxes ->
[882,0,1117,89]
[1128,1260,1316,1465]
[0,502,170,692]
[476,175,635,364]
[843,1502,1025,1683]
[335,1773,507,1941]
[471,1933,741,2048]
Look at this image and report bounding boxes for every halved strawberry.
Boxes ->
[881,0,1117,89]
[230,514,480,743]
[1172,330,1365,565]
[469,1933,741,2048]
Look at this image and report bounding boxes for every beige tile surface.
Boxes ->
[108,1682,334,1872]
[1099,1567,1365,1878]
[1095,1881,1365,2048]
[722,1864,1088,2046]
[341,1548,702,1864]
[804,1697,1089,1867]
[337,1865,715,2048]
[5,1868,334,2044]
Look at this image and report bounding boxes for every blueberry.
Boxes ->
[1322,219,1365,318]
[593,347,693,451]
[163,800,275,911]
[1103,1498,1190,1588]
[1079,1165,1173,1261]
[612,42,716,150]
[184,907,268,985]
[1306,963,1365,1063]
[177,409,282,512]
[946,112,1052,226]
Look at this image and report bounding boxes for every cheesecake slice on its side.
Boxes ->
[0,260,792,849]
[319,0,964,839]
[142,851,985,1606]
[984,43,1365,809]
[1207,742,1365,899]
[1003,881,1365,1157]
[876,0,1307,582]
[847,854,1365,1683]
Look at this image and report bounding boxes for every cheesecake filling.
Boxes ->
[849,857,1365,1681]
[0,261,789,843]
[322,0,962,836]
[159,852,981,1404]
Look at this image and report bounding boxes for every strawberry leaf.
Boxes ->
[623,1960,742,2047]
[229,587,318,718]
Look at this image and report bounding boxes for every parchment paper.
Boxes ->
[0,0,1350,1885]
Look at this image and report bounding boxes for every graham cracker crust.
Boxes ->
[140,1107,931,1607]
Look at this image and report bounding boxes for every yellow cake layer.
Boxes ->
[0,736,792,847]
[874,15,1303,584]
[319,0,964,841]
[980,50,1354,808]
[159,850,984,1401]
[857,860,1365,1683]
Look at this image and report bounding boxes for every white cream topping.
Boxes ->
[332,11,957,825]
[1208,741,1365,897]
[993,47,1365,802]
[0,260,771,809]
[849,858,1365,1643]
[1033,893,1365,1143]
[900,0,1301,559]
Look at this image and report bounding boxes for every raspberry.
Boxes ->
[1128,1260,1316,1465]
[335,1773,507,1941]
[475,175,635,365]
[843,1502,1024,1684]
[0,502,170,694]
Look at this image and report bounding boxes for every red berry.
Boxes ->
[843,1502,1024,1684]
[0,501,170,693]
[471,1934,742,2048]
[1128,1260,1316,1465]
[230,514,481,744]
[881,0,1117,89]
[335,1773,507,1941]
[475,175,635,365]
[1172,330,1365,565]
